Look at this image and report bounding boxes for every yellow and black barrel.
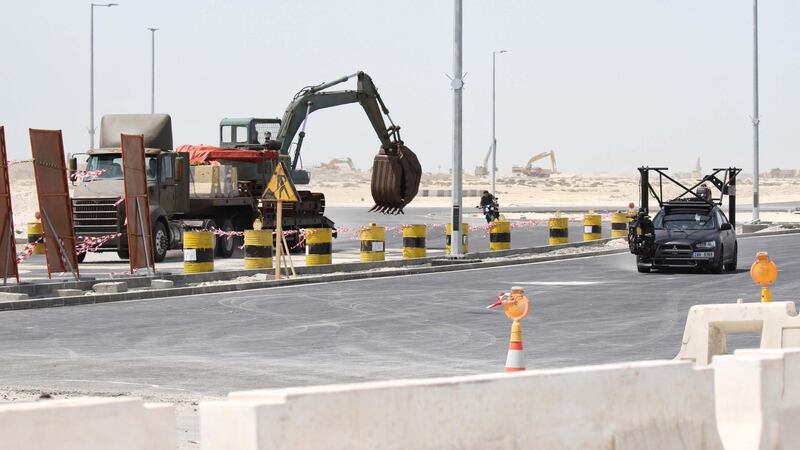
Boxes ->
[402,224,426,259]
[243,229,272,269]
[489,219,511,251]
[184,230,214,273]
[548,215,569,245]
[360,223,385,262]
[305,228,332,265]
[610,212,629,239]
[583,212,602,241]
[27,222,45,255]
[445,223,469,255]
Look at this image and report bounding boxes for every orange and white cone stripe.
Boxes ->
[504,320,525,372]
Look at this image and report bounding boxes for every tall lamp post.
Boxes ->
[450,0,464,257]
[89,2,118,149]
[491,49,507,198]
[147,27,158,114]
[751,0,760,222]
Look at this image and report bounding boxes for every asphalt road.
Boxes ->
[1,232,798,400]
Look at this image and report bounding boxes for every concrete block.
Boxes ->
[713,348,800,450]
[150,279,174,289]
[201,360,722,450]
[57,289,84,297]
[0,397,175,450]
[92,282,127,294]
[742,223,770,233]
[0,292,28,301]
[675,301,800,366]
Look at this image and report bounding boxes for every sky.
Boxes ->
[1,0,798,176]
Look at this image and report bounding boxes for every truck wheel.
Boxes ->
[117,249,129,260]
[216,218,235,258]
[77,252,87,263]
[152,221,169,263]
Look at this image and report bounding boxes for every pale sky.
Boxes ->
[1,0,798,175]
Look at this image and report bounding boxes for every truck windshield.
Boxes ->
[85,155,157,181]
[653,211,716,231]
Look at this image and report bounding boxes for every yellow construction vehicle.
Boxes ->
[318,157,356,171]
[511,150,558,177]
[690,158,702,179]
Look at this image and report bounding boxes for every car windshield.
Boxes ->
[654,211,716,230]
[84,155,157,181]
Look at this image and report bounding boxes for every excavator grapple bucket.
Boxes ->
[370,145,421,214]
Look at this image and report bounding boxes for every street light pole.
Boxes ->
[491,49,507,198]
[148,27,158,114]
[751,0,760,222]
[450,0,464,257]
[89,3,118,150]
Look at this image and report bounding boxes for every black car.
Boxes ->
[636,202,737,273]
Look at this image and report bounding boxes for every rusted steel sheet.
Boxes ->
[0,127,19,283]
[120,134,154,273]
[29,129,79,279]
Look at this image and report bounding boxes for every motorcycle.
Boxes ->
[477,197,500,223]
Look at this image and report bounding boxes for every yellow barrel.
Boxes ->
[402,224,426,259]
[583,213,602,241]
[489,219,511,251]
[305,228,332,265]
[360,223,385,262]
[548,216,568,245]
[184,230,214,273]
[445,223,469,255]
[610,212,629,239]
[243,229,273,269]
[27,222,45,255]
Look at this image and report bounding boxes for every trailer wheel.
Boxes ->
[216,218,235,258]
[153,221,169,263]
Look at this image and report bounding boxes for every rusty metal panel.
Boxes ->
[0,127,19,283]
[120,134,154,274]
[29,129,79,279]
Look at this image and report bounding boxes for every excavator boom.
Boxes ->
[276,71,421,213]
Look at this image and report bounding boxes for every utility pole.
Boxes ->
[751,0,760,222]
[89,3,118,149]
[491,49,507,198]
[148,27,158,114]
[450,0,464,257]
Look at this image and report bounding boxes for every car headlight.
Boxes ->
[696,241,716,249]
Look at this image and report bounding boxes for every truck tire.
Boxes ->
[77,252,87,263]
[153,221,169,263]
[216,218,235,258]
[117,249,129,260]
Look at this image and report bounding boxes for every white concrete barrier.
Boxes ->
[0,397,174,450]
[675,301,800,366]
[713,348,800,450]
[200,360,721,450]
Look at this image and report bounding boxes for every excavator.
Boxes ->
[318,157,357,171]
[474,145,492,177]
[220,71,421,214]
[511,150,558,177]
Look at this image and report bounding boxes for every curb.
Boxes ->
[2,228,798,312]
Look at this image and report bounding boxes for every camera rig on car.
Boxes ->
[629,167,741,259]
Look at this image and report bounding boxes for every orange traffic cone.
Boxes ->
[504,320,525,372]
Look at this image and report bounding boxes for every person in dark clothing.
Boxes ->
[480,190,496,208]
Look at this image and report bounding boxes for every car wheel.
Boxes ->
[637,265,651,273]
[215,218,235,258]
[710,245,724,274]
[152,221,169,263]
[724,243,738,272]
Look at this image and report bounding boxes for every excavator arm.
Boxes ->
[275,72,421,213]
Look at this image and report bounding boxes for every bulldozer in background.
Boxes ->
[511,150,558,177]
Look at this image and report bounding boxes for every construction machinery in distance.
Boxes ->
[69,71,422,262]
[474,145,492,177]
[511,151,558,177]
[318,157,357,171]
[691,158,702,179]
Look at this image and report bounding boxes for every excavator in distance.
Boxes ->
[318,157,357,171]
[220,71,421,214]
[474,145,492,177]
[512,150,558,177]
